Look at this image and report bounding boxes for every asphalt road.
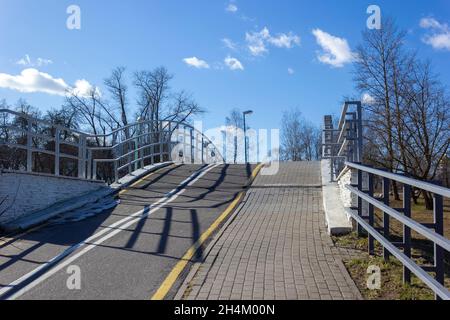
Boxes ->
[0,163,255,300]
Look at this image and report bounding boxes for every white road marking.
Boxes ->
[0,163,220,300]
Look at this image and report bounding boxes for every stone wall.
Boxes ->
[0,171,105,225]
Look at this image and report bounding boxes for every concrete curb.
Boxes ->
[335,258,364,300]
[321,159,352,235]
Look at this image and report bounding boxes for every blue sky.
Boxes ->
[0,0,449,132]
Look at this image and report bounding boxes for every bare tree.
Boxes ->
[353,18,450,208]
[163,90,205,125]
[65,89,105,146]
[280,109,321,161]
[134,66,173,129]
[353,17,406,200]
[104,66,129,129]
[396,61,450,208]
[281,109,303,161]
[44,105,79,130]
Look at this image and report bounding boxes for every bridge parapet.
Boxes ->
[0,109,223,184]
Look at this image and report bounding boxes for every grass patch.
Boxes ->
[333,232,449,300]
[345,254,434,300]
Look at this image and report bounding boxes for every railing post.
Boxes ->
[114,160,119,183]
[134,138,139,171]
[151,128,155,165]
[159,122,163,163]
[93,161,97,181]
[190,128,194,164]
[356,102,363,163]
[87,149,92,179]
[383,177,391,261]
[140,148,144,169]
[195,133,200,164]
[166,122,172,161]
[357,167,363,237]
[128,140,133,175]
[26,118,33,172]
[433,193,444,299]
[183,126,187,163]
[201,136,204,164]
[368,172,375,255]
[403,184,411,284]
[54,128,60,176]
[78,134,86,179]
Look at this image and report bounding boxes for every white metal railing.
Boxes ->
[0,109,223,184]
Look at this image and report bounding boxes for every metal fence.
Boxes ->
[322,101,363,181]
[323,101,450,300]
[345,162,450,300]
[0,109,222,184]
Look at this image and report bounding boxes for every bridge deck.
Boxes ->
[178,162,361,300]
[0,164,255,299]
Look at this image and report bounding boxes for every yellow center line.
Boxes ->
[150,162,264,300]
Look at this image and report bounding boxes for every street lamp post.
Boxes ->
[243,110,253,163]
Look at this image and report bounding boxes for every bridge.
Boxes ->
[0,103,449,300]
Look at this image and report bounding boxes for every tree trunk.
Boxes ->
[392,180,401,201]
[423,191,434,210]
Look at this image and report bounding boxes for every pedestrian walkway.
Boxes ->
[177,162,362,300]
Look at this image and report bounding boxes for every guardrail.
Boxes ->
[322,101,363,181]
[323,101,450,299]
[345,161,450,299]
[0,109,222,184]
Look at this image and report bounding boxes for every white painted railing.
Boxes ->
[0,109,223,184]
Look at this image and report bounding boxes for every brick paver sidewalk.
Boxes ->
[177,162,361,300]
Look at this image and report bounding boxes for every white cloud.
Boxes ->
[312,29,354,67]
[245,27,300,56]
[226,3,238,13]
[287,68,295,75]
[420,17,450,51]
[362,93,375,105]
[420,17,442,29]
[224,56,244,71]
[268,32,300,48]
[72,79,101,97]
[222,38,238,50]
[246,27,270,56]
[0,68,98,97]
[16,54,53,67]
[183,57,210,69]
